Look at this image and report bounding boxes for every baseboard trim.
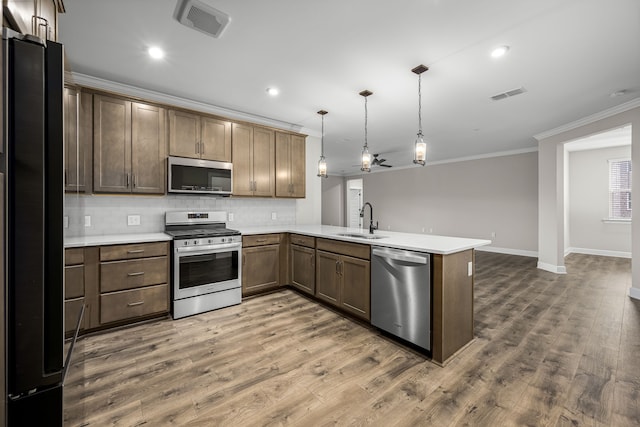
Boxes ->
[565,247,631,259]
[629,287,640,301]
[475,246,538,258]
[537,262,567,274]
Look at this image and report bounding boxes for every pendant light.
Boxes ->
[317,110,328,178]
[360,90,373,172]
[412,64,429,166]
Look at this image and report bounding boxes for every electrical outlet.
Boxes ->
[84,215,91,227]
[429,228,433,233]
[228,213,234,222]
[421,227,425,233]
[64,216,69,229]
[468,261,473,276]
[491,231,496,239]
[271,212,277,220]
[127,215,141,226]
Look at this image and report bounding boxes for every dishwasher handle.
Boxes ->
[372,248,429,265]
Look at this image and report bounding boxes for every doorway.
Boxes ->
[346,179,363,228]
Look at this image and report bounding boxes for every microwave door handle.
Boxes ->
[195,142,199,154]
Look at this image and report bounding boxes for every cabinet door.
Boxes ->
[168,110,200,159]
[275,132,291,197]
[231,123,254,196]
[93,95,132,193]
[289,135,306,198]
[315,250,340,306]
[242,245,280,296]
[201,116,232,162]
[131,102,166,194]
[341,255,371,321]
[64,89,92,193]
[291,244,315,295]
[252,127,275,197]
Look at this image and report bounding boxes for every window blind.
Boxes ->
[609,159,632,219]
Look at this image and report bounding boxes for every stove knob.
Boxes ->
[221,237,226,243]
[208,239,214,244]
[183,241,189,246]
[194,240,199,245]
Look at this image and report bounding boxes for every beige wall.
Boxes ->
[296,135,322,225]
[361,152,538,254]
[568,146,632,256]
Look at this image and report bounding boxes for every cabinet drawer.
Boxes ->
[100,283,169,324]
[243,234,281,247]
[290,234,315,248]
[65,297,85,334]
[65,264,85,299]
[100,241,168,261]
[100,256,168,292]
[65,248,84,265]
[316,238,370,260]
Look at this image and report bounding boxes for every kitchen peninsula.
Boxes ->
[237,225,490,365]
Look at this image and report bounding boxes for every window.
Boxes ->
[609,159,632,220]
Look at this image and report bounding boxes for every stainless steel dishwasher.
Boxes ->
[371,247,431,351]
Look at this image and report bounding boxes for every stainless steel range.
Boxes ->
[165,211,242,319]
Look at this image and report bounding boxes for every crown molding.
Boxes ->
[64,72,320,136]
[341,146,538,177]
[534,97,640,141]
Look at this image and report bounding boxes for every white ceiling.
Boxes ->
[58,0,640,175]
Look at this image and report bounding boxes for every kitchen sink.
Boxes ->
[336,233,388,240]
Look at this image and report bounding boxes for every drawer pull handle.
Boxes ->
[127,301,144,307]
[127,271,145,276]
[127,249,145,254]
[256,239,267,243]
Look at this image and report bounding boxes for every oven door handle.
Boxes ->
[175,242,241,254]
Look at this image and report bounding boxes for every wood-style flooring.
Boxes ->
[63,252,640,426]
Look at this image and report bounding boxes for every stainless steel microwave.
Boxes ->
[167,156,233,195]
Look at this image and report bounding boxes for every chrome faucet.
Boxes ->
[360,202,378,234]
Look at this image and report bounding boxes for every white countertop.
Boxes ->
[237,225,490,255]
[64,226,490,255]
[65,233,172,248]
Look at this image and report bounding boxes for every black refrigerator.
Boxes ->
[1,28,65,426]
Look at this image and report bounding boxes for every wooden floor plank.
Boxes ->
[63,252,639,426]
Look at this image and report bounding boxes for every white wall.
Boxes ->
[536,101,640,300]
[568,146,631,256]
[296,135,322,225]
[321,175,346,226]
[360,151,538,255]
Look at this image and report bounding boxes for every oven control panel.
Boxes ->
[176,235,241,247]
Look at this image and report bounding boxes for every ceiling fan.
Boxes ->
[372,153,392,167]
[352,153,393,168]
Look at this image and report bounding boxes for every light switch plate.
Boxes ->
[64,216,69,229]
[228,213,234,222]
[468,261,473,276]
[84,215,91,227]
[271,212,277,220]
[127,215,141,226]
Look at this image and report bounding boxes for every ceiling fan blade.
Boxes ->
[379,164,393,167]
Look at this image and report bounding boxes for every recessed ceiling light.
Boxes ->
[266,87,279,96]
[148,46,165,60]
[491,45,509,58]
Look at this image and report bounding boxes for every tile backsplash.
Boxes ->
[64,194,297,237]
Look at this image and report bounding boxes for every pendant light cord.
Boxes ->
[321,114,324,157]
[364,95,368,148]
[418,73,423,136]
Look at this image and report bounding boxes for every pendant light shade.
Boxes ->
[317,110,328,178]
[412,65,429,166]
[360,90,373,172]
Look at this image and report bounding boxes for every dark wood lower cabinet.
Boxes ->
[290,244,315,295]
[315,238,371,322]
[242,245,280,296]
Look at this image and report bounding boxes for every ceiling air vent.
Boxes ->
[174,0,230,39]
[491,86,527,101]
